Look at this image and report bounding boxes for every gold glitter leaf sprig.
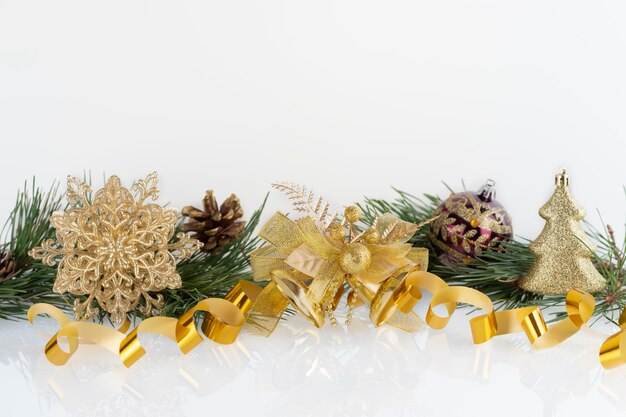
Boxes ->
[29,173,202,325]
[271,182,337,230]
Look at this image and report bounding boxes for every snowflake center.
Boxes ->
[97,236,138,270]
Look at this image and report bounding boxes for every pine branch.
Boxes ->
[430,240,543,310]
[357,188,442,249]
[0,180,70,320]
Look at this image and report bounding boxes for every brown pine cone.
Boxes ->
[182,191,246,254]
[0,250,16,281]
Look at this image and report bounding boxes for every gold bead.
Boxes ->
[344,205,361,224]
[470,218,479,228]
[362,228,380,244]
[328,223,345,241]
[345,291,356,325]
[325,303,337,327]
[339,243,371,274]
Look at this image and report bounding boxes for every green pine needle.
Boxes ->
[0,180,70,320]
[358,188,442,249]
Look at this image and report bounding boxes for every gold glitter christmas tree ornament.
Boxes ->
[518,169,606,295]
[29,173,202,325]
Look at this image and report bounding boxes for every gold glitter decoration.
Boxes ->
[271,182,337,230]
[247,211,428,335]
[362,228,380,244]
[339,243,371,274]
[343,205,361,224]
[244,183,442,335]
[328,223,345,241]
[29,173,202,325]
[518,169,606,295]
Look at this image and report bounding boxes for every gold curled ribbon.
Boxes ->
[28,281,260,367]
[599,308,626,369]
[240,273,626,370]
[29,268,626,369]
[381,270,595,350]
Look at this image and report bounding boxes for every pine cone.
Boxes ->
[0,250,16,281]
[182,191,246,254]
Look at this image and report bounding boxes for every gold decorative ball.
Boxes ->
[328,223,345,241]
[362,228,380,244]
[339,243,371,275]
[344,206,361,224]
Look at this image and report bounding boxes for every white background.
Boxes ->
[1,1,626,416]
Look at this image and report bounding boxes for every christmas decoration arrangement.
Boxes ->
[1,169,626,371]
[0,174,265,321]
[358,170,626,368]
[359,172,625,322]
[244,183,434,335]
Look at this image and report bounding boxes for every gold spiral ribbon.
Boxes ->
[28,270,626,369]
[599,308,626,369]
[383,270,596,349]
[28,281,261,367]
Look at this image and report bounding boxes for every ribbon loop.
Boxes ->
[403,270,596,352]
[28,280,260,367]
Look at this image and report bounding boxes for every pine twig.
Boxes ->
[0,180,69,320]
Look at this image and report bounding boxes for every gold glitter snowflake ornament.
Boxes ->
[30,173,202,325]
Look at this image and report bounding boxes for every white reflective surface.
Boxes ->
[2,303,626,417]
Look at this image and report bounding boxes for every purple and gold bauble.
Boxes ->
[429,180,513,264]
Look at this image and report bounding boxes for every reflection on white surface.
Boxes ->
[2,308,626,417]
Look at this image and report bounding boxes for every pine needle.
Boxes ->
[0,180,69,320]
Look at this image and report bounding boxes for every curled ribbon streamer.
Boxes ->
[28,281,260,367]
[386,270,596,350]
[599,308,626,369]
[29,270,626,369]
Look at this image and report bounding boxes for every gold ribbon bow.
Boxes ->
[245,210,430,335]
